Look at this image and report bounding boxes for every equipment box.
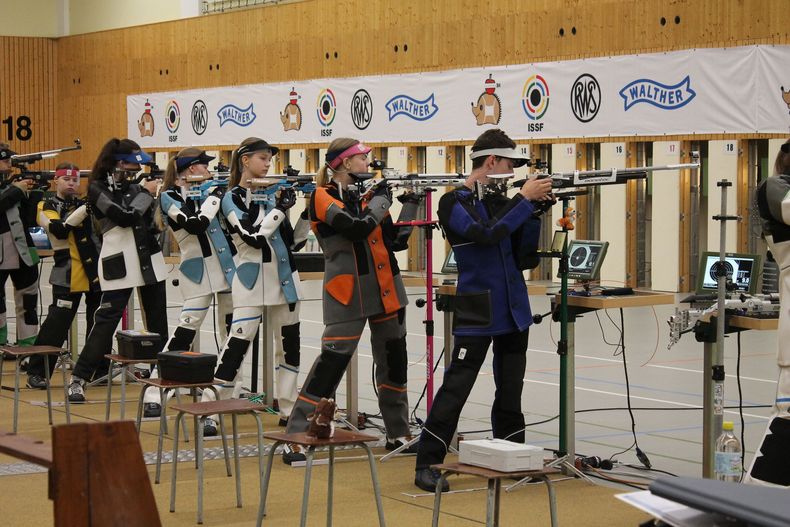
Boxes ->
[459,439,545,472]
[115,330,162,360]
[157,351,217,384]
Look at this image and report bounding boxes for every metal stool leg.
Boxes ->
[431,472,448,527]
[252,413,265,522]
[232,414,242,507]
[136,385,150,432]
[105,358,114,421]
[119,363,127,420]
[155,388,169,484]
[327,445,334,527]
[176,389,189,443]
[485,479,496,527]
[361,443,387,527]
[300,446,315,527]
[169,409,183,513]
[256,440,280,527]
[197,415,205,525]
[543,476,558,527]
[44,355,53,425]
[61,356,70,424]
[13,358,20,433]
[218,413,231,477]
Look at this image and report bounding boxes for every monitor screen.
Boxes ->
[563,240,609,281]
[696,252,760,294]
[441,249,457,274]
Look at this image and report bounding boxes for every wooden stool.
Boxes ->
[0,345,71,433]
[430,463,560,527]
[169,399,265,525]
[136,377,220,484]
[104,354,157,421]
[256,429,386,527]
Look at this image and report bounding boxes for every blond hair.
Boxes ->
[163,147,204,191]
[229,137,268,188]
[317,137,361,187]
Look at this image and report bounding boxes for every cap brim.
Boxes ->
[197,152,216,164]
[510,158,529,168]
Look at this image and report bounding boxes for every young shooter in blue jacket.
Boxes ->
[414,129,554,492]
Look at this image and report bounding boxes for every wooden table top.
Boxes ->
[170,398,265,416]
[431,462,560,479]
[0,429,52,468]
[0,345,66,357]
[729,315,778,331]
[560,289,676,309]
[263,429,379,446]
[104,353,158,364]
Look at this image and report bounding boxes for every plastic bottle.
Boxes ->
[714,421,742,482]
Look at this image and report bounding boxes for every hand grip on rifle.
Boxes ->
[275,187,297,211]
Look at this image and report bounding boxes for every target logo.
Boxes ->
[165,100,181,134]
[522,75,550,127]
[316,89,337,130]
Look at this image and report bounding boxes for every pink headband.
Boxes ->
[327,142,371,170]
[55,168,79,178]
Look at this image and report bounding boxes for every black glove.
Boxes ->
[275,187,297,211]
[372,181,392,202]
[397,191,422,205]
[531,194,556,217]
[210,185,225,198]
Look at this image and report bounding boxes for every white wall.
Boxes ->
[425,146,448,272]
[0,0,61,37]
[768,139,787,176]
[706,140,739,253]
[651,141,681,292]
[599,142,628,284]
[69,0,199,35]
[288,149,306,173]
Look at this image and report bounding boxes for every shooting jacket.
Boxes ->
[0,181,42,269]
[437,188,541,337]
[160,187,237,300]
[89,178,167,291]
[309,181,418,325]
[221,185,309,308]
[37,196,100,292]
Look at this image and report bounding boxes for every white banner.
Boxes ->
[127,45,790,148]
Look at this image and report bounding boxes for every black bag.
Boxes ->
[116,330,162,360]
[157,351,217,384]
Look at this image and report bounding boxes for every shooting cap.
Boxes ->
[0,147,17,161]
[326,141,371,170]
[174,147,215,171]
[113,145,153,165]
[469,146,529,168]
[236,139,279,159]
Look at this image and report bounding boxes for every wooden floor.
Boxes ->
[0,381,651,526]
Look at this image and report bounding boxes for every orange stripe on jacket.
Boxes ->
[313,186,343,224]
[322,335,362,341]
[367,224,399,314]
[298,395,320,406]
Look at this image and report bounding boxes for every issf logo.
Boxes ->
[522,75,550,121]
[165,100,180,134]
[316,89,337,127]
[619,76,696,111]
[217,103,257,127]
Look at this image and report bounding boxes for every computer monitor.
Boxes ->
[561,240,609,281]
[696,252,760,295]
[441,249,457,274]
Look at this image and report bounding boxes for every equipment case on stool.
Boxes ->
[157,351,217,383]
[116,330,162,360]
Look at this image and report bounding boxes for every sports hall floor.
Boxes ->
[0,260,777,525]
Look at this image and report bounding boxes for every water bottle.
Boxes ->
[715,421,742,482]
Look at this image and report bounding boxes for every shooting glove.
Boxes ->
[275,187,297,212]
[64,204,88,227]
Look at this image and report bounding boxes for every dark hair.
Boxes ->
[55,162,79,171]
[470,129,516,170]
[775,139,790,176]
[90,138,142,182]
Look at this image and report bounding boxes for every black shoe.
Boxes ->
[414,468,449,493]
[385,437,419,454]
[26,374,48,390]
[67,377,86,403]
[143,403,161,418]
[282,443,306,465]
[203,418,218,437]
[278,417,289,427]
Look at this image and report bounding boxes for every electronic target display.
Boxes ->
[696,252,761,294]
[561,240,609,281]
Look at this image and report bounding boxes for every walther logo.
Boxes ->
[217,103,257,127]
[385,94,438,121]
[619,76,696,111]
